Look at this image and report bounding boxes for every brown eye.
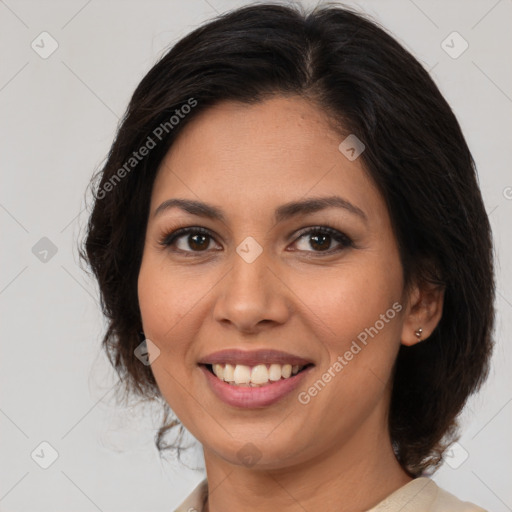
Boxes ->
[308,232,332,251]
[160,227,219,254]
[187,233,210,251]
[292,226,353,254]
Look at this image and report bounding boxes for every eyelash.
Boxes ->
[158,225,353,257]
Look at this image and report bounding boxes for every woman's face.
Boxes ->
[138,96,412,470]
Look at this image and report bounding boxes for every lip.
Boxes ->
[198,349,313,367]
[200,363,314,408]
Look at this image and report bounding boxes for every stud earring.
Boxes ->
[415,328,423,342]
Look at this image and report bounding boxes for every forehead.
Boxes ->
[151,96,385,223]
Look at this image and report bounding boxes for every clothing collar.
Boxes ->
[173,476,485,512]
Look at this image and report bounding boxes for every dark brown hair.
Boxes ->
[80,2,495,476]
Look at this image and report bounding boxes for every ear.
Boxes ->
[400,280,445,346]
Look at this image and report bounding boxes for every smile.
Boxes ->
[206,363,311,387]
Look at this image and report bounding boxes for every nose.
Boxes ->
[212,249,291,334]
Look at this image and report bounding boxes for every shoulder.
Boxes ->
[431,484,487,512]
[172,478,208,512]
[172,477,487,512]
[367,477,487,512]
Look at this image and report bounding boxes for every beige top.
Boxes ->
[173,477,487,512]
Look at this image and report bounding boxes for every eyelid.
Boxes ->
[291,225,353,247]
[159,226,221,250]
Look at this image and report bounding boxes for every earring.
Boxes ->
[415,328,423,342]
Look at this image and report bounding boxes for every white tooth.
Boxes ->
[212,364,224,379]
[251,364,269,385]
[281,364,292,379]
[223,363,235,382]
[292,365,299,375]
[234,364,251,384]
[269,364,282,381]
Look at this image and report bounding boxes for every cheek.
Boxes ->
[137,255,196,356]
[137,252,224,379]
[290,263,403,433]
[137,255,200,417]
[286,253,404,396]
[290,259,403,340]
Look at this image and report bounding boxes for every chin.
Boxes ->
[203,432,313,471]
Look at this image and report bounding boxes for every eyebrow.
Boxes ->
[153,195,367,223]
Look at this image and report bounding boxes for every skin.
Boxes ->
[137,96,444,512]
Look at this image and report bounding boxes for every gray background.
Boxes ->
[1,0,511,510]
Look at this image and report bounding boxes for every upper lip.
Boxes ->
[198,349,314,367]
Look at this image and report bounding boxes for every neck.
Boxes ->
[202,420,412,512]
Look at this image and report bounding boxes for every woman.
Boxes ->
[82,3,495,511]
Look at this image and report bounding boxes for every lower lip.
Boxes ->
[200,365,314,408]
